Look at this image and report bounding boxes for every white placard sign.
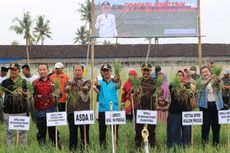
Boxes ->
[74,110,95,125]
[218,110,230,124]
[8,116,30,131]
[105,111,126,125]
[136,110,157,125]
[182,111,203,125]
[46,112,67,127]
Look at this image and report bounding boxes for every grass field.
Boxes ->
[0,120,229,153]
[0,63,230,152]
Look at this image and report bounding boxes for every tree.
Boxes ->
[33,15,52,45]
[78,0,91,25]
[9,11,33,64]
[103,40,111,45]
[73,26,89,45]
[11,40,19,46]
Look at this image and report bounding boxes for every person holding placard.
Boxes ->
[65,64,91,151]
[0,63,28,145]
[94,64,121,148]
[198,66,224,146]
[133,63,157,149]
[121,69,137,121]
[33,64,61,148]
[167,70,195,149]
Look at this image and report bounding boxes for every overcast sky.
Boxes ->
[0,0,229,45]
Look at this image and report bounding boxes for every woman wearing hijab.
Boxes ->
[121,69,138,121]
[156,70,170,123]
[167,70,194,149]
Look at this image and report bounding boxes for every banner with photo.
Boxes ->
[93,0,197,38]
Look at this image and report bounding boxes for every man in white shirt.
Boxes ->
[0,67,8,84]
[95,1,118,38]
[22,64,39,83]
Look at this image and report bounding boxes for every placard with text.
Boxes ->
[136,110,157,125]
[74,110,95,125]
[46,112,67,127]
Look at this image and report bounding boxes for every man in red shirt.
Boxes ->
[33,64,61,147]
[50,62,69,111]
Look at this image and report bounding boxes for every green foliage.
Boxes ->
[0,121,228,152]
[156,77,163,89]
[131,77,141,88]
[9,11,33,45]
[170,75,183,95]
[73,26,89,45]
[33,15,52,45]
[195,77,205,94]
[211,65,223,77]
[53,79,60,90]
[26,82,33,92]
[113,60,122,75]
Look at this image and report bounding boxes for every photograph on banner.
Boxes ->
[136,110,157,125]
[8,116,30,131]
[105,111,126,125]
[74,110,95,125]
[46,112,67,127]
[182,111,203,126]
[94,0,197,38]
[218,110,230,124]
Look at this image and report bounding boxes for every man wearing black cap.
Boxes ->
[0,63,28,145]
[150,65,161,79]
[134,62,157,149]
[95,1,118,37]
[0,66,9,84]
[94,63,121,148]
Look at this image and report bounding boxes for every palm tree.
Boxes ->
[11,40,19,46]
[78,0,91,25]
[9,11,33,64]
[33,15,52,45]
[73,26,89,45]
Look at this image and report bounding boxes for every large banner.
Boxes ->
[93,0,197,38]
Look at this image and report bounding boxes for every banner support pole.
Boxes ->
[197,0,203,68]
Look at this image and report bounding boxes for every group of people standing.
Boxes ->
[0,62,229,151]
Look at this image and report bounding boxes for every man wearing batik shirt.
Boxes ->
[134,63,157,149]
[0,63,28,145]
[33,64,61,147]
[66,64,91,151]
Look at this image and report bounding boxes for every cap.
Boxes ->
[101,64,112,70]
[1,66,8,72]
[54,62,64,69]
[141,63,152,70]
[128,69,137,76]
[224,70,229,75]
[9,63,20,70]
[190,65,197,71]
[155,65,161,73]
[101,1,110,6]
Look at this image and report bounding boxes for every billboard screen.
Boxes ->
[93,0,198,38]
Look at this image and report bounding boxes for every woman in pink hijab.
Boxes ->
[156,70,170,124]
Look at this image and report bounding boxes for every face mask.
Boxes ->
[190,70,195,75]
